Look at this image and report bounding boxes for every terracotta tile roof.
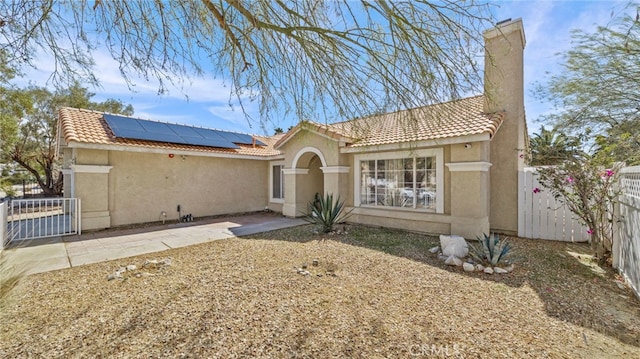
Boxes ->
[273,121,355,149]
[330,95,503,147]
[58,107,282,157]
[275,95,503,149]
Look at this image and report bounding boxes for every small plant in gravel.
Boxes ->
[468,233,516,266]
[305,192,351,233]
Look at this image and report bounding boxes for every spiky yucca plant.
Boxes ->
[305,193,352,233]
[468,233,516,266]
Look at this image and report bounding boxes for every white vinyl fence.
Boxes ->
[1,201,7,251]
[518,167,589,242]
[613,166,640,299]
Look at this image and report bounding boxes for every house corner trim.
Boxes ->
[70,165,113,173]
[320,166,350,174]
[446,162,492,172]
[282,168,309,175]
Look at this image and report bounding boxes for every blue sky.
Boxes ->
[25,0,633,136]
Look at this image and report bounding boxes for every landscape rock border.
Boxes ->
[107,257,172,281]
[432,235,515,275]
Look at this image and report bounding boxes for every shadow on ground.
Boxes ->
[247,223,640,348]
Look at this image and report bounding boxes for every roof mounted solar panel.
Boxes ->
[104,113,146,131]
[166,123,203,138]
[103,113,262,149]
[114,129,181,144]
[182,136,239,149]
[191,127,228,141]
[217,131,245,144]
[216,130,266,146]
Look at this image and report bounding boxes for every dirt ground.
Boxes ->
[1,224,639,358]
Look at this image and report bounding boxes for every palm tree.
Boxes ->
[529,127,580,166]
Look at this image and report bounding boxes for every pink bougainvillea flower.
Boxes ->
[533,187,541,194]
[605,169,615,177]
[566,176,574,183]
[587,229,594,234]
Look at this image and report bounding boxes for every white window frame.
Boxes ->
[269,161,285,203]
[354,148,444,213]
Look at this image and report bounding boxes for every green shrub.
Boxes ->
[305,192,352,233]
[469,233,516,266]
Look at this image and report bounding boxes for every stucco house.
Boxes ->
[57,18,527,239]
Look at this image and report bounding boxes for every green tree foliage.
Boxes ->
[537,6,640,165]
[593,121,640,165]
[0,0,492,127]
[0,82,133,196]
[529,126,581,166]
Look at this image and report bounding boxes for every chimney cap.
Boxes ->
[483,18,526,48]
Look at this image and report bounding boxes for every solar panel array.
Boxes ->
[103,114,266,149]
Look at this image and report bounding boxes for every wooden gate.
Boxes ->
[518,167,589,242]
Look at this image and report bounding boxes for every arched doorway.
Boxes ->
[283,147,326,217]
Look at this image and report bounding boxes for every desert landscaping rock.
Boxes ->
[428,246,440,254]
[439,235,469,258]
[476,264,485,272]
[444,255,463,266]
[107,258,172,281]
[494,267,509,274]
[483,267,494,274]
[463,262,475,272]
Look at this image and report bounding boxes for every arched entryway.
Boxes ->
[283,147,326,217]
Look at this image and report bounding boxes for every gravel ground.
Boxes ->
[1,224,639,358]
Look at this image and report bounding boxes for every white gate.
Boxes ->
[6,198,81,246]
[518,167,589,241]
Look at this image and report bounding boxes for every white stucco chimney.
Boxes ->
[484,18,527,235]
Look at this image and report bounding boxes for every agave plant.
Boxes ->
[305,192,352,233]
[468,233,516,266]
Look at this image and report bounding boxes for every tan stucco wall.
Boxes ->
[68,147,270,229]
[75,170,111,229]
[280,130,345,168]
[76,149,109,165]
[484,19,527,235]
[279,130,349,217]
[267,202,283,213]
[294,156,324,214]
[106,151,269,226]
[342,142,494,238]
[349,207,451,235]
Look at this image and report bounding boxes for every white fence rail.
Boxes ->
[1,201,7,250]
[6,198,80,245]
[518,167,589,242]
[614,166,640,299]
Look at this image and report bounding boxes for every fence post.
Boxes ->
[0,201,6,251]
[612,192,620,269]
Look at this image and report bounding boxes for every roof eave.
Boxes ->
[274,121,355,149]
[64,141,282,160]
[340,133,492,154]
